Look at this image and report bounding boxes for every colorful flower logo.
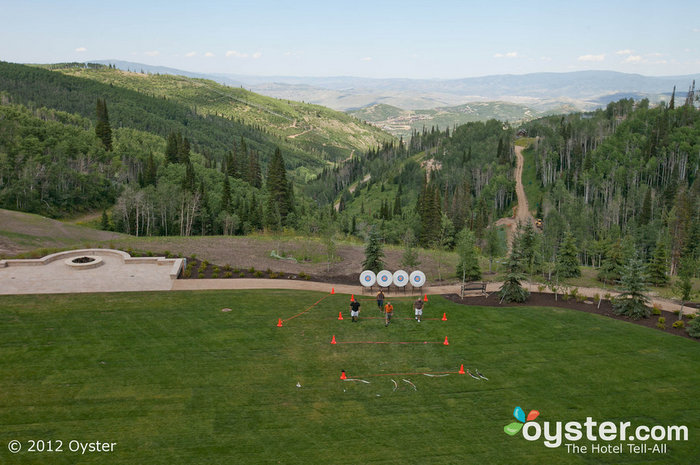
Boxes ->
[504,406,540,436]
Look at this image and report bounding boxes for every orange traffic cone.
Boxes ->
[331,287,335,295]
[424,294,428,302]
[340,370,347,380]
[443,336,449,346]
[277,318,283,327]
[351,294,355,302]
[459,364,465,374]
[331,335,337,344]
[338,311,344,320]
[441,312,447,321]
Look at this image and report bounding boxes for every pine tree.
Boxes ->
[266,147,291,221]
[144,152,157,186]
[247,151,262,188]
[647,238,669,286]
[555,231,581,278]
[165,132,179,164]
[598,239,624,283]
[639,188,652,225]
[484,226,504,273]
[178,137,191,164]
[100,209,110,231]
[455,228,481,281]
[221,175,231,212]
[499,234,529,303]
[613,257,651,319]
[362,228,385,273]
[95,98,113,151]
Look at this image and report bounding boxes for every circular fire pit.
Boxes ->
[64,255,104,269]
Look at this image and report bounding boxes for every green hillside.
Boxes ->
[350,102,539,137]
[49,64,393,162]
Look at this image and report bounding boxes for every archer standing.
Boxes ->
[377,290,385,312]
[384,301,394,327]
[414,297,424,323]
[350,299,361,323]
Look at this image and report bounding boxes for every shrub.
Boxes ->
[197,272,204,279]
[652,306,662,316]
[687,313,696,320]
[223,272,232,278]
[233,268,240,273]
[183,270,191,278]
[576,294,586,303]
[269,272,278,279]
[223,264,232,272]
[239,272,245,278]
[656,317,666,329]
[212,272,219,279]
[673,310,681,316]
[658,317,665,324]
[202,260,210,266]
[538,285,546,293]
[594,293,600,303]
[254,271,264,278]
[213,266,220,273]
[687,314,700,338]
[164,250,171,258]
[249,267,256,273]
[190,254,197,260]
[266,268,272,275]
[672,320,685,329]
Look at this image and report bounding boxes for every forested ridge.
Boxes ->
[1,60,698,286]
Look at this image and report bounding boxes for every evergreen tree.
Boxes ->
[598,239,624,283]
[393,190,402,216]
[613,257,651,319]
[484,226,504,273]
[555,231,581,278]
[675,256,695,322]
[647,238,669,286]
[95,98,112,151]
[520,220,541,274]
[400,229,420,269]
[266,147,292,221]
[455,228,481,281]
[182,161,196,192]
[639,188,652,225]
[362,228,385,273]
[263,193,281,230]
[499,236,529,303]
[165,132,179,164]
[144,152,157,186]
[178,137,191,164]
[100,209,110,231]
[221,175,231,212]
[247,151,262,188]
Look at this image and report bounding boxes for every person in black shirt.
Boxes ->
[350,300,361,322]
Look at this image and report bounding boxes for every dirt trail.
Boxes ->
[495,145,535,246]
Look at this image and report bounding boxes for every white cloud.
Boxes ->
[144,50,160,57]
[185,51,196,57]
[226,50,248,58]
[578,54,605,62]
[252,52,262,59]
[693,28,700,33]
[494,51,517,59]
[75,47,87,53]
[360,56,372,61]
[204,52,215,57]
[615,49,633,55]
[540,56,552,61]
[624,55,642,63]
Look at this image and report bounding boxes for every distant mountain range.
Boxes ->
[91,60,697,134]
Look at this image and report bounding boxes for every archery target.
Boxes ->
[377,270,393,287]
[392,270,408,287]
[409,270,426,288]
[359,270,376,287]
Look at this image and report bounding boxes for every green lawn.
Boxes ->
[0,290,698,464]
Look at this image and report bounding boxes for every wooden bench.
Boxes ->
[461,281,487,297]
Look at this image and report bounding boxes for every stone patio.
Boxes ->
[0,249,184,295]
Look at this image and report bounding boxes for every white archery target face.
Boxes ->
[359,270,376,287]
[377,270,393,287]
[392,270,408,287]
[409,270,426,287]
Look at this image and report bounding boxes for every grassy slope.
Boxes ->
[350,102,538,137]
[0,290,698,464]
[53,67,394,162]
[0,208,124,257]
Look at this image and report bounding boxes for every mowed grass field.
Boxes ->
[0,290,699,464]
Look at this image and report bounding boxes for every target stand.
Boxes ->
[409,270,426,294]
[359,270,376,294]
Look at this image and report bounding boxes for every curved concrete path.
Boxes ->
[173,279,696,315]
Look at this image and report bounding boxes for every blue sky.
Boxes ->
[1,0,699,78]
